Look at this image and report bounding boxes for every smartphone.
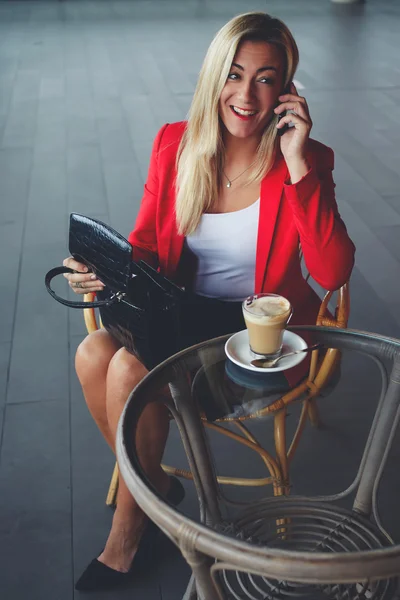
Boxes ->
[277,83,291,137]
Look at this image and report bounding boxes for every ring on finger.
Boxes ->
[74,281,84,289]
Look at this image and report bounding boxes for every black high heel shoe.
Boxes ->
[75,476,185,592]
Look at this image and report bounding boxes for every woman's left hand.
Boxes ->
[274,82,313,166]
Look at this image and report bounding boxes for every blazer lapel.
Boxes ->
[255,156,288,292]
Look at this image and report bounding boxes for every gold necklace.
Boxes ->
[222,159,257,188]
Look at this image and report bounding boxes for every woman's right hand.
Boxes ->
[63,257,105,295]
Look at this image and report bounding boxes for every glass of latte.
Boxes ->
[242,293,292,359]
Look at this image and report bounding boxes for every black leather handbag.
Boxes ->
[45,213,244,370]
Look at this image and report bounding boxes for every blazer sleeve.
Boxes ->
[283,147,355,290]
[127,124,169,267]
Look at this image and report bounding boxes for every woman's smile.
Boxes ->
[230,106,259,119]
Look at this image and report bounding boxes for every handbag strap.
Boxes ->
[45,266,119,309]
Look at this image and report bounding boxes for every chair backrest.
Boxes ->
[298,236,350,390]
[308,282,350,391]
[83,292,100,333]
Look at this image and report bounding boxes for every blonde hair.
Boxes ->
[175,12,299,235]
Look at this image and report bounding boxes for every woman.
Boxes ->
[64,12,355,591]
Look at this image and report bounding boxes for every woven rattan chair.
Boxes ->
[82,280,350,505]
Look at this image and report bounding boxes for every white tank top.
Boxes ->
[185,199,259,301]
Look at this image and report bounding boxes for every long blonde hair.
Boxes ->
[175,12,299,235]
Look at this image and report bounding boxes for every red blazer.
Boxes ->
[128,122,355,384]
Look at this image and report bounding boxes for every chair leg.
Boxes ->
[307,398,321,428]
[106,462,119,507]
[182,574,199,600]
[274,408,289,496]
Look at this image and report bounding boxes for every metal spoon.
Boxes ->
[251,343,322,369]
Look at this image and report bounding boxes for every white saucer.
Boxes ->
[225,330,308,373]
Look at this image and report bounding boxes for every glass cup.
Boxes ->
[242,293,293,359]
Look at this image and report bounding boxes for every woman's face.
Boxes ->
[219,40,284,143]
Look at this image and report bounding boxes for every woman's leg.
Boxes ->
[99,348,171,571]
[78,342,171,572]
[75,329,120,450]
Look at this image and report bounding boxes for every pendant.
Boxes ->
[226,182,231,188]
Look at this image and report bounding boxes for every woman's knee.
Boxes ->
[108,348,148,393]
[75,329,120,383]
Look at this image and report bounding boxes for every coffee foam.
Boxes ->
[246,296,290,318]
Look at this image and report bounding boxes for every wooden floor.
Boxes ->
[0,0,399,598]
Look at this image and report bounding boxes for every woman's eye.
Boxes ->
[259,77,274,85]
[227,73,239,80]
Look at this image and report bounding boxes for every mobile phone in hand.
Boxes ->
[277,83,291,137]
